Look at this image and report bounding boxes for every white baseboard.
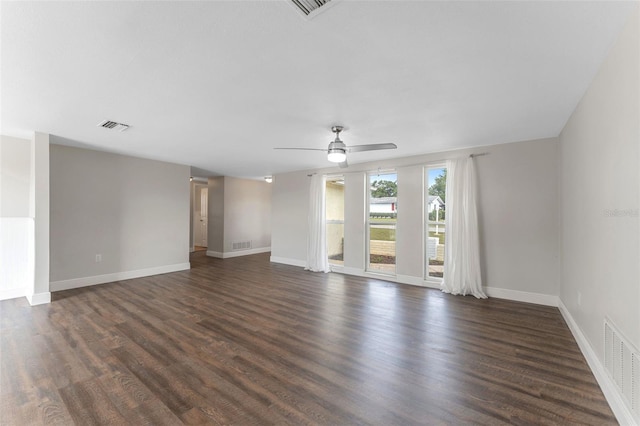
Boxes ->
[26,291,51,305]
[50,262,191,292]
[334,269,441,290]
[333,269,442,291]
[207,247,271,259]
[0,287,28,301]
[558,300,637,426]
[420,280,443,290]
[484,286,559,307]
[396,274,426,287]
[269,256,306,268]
[339,267,403,283]
[265,259,559,305]
[341,266,365,277]
[329,264,344,273]
[271,262,560,307]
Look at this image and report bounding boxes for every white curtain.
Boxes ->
[441,157,487,298]
[305,174,330,273]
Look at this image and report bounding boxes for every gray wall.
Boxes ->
[223,177,272,252]
[559,7,639,356]
[207,176,225,253]
[50,144,190,283]
[271,137,559,298]
[207,176,272,255]
[0,135,31,217]
[271,170,309,263]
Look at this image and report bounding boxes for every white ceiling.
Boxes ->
[1,1,636,179]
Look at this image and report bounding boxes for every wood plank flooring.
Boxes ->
[1,252,616,425]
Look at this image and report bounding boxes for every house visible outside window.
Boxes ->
[367,171,397,274]
[426,166,446,280]
[325,176,344,266]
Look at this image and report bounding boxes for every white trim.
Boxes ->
[558,300,637,426]
[291,264,562,307]
[207,247,271,259]
[420,280,442,290]
[50,263,191,292]
[337,269,439,289]
[341,267,402,282]
[341,266,365,276]
[26,291,51,305]
[0,287,28,301]
[424,276,444,289]
[396,274,425,287]
[329,264,344,273]
[484,286,559,307]
[269,256,306,268]
[337,269,436,289]
[364,270,394,280]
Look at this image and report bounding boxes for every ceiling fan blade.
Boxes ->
[273,147,327,151]
[347,143,397,152]
[338,160,349,169]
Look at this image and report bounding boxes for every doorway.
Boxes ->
[193,183,208,251]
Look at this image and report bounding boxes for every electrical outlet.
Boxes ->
[577,291,581,307]
[95,254,102,263]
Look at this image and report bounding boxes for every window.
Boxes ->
[326,176,344,266]
[426,166,446,279]
[367,171,397,274]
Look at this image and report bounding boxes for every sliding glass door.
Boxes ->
[326,176,345,266]
[367,171,397,274]
[426,165,446,279]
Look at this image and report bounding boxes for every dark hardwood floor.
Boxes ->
[1,252,616,425]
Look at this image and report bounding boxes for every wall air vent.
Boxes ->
[604,318,640,423]
[289,0,332,18]
[97,120,130,132]
[232,241,252,251]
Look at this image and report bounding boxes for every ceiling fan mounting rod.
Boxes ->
[331,125,344,140]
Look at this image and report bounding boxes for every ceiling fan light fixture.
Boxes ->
[274,124,396,167]
[327,148,346,163]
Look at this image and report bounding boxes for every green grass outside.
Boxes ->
[370,228,395,241]
[369,228,444,244]
[368,228,445,244]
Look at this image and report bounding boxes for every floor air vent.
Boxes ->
[232,241,251,251]
[604,319,640,422]
[289,0,332,17]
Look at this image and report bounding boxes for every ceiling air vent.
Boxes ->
[97,120,130,132]
[289,0,332,17]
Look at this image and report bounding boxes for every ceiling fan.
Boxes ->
[275,126,397,168]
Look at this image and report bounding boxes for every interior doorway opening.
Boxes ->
[190,178,209,252]
[194,186,208,250]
